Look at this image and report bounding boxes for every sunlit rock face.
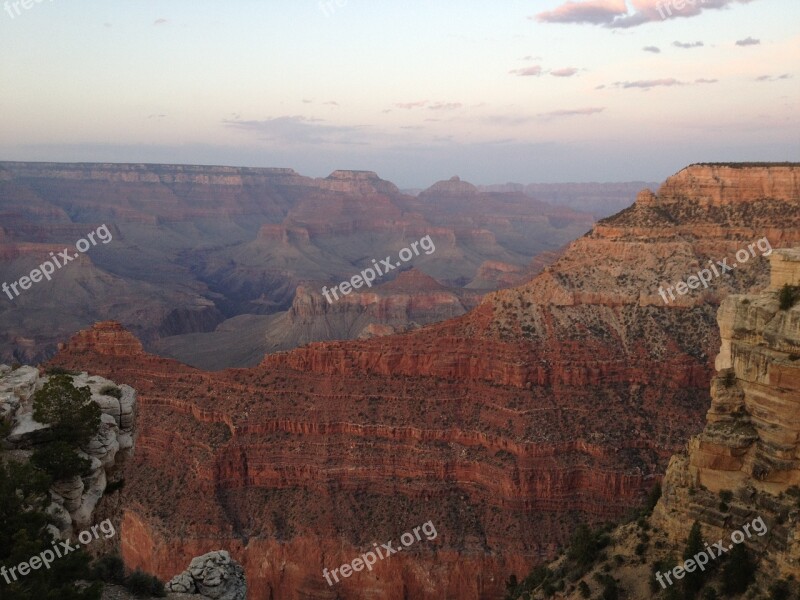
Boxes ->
[655,248,800,579]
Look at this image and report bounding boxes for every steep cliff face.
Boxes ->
[47,165,800,599]
[530,249,800,600]
[654,248,800,575]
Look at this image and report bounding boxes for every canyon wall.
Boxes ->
[47,164,800,599]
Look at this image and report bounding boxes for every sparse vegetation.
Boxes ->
[682,522,708,599]
[769,579,792,600]
[124,569,166,597]
[33,375,101,447]
[31,439,92,480]
[778,284,800,310]
[567,524,611,568]
[718,489,733,512]
[721,543,756,596]
[0,461,101,599]
[92,554,126,584]
[99,384,123,399]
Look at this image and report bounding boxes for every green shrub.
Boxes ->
[99,385,123,399]
[769,579,792,600]
[567,524,610,567]
[125,569,166,597]
[722,544,756,595]
[779,284,799,310]
[682,522,708,599]
[31,441,92,481]
[578,580,591,598]
[33,375,101,446]
[45,366,79,376]
[0,461,100,599]
[593,573,619,600]
[104,478,126,495]
[92,554,126,584]
[723,370,737,387]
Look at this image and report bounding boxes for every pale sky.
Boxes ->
[0,0,797,186]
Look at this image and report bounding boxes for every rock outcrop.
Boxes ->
[0,364,136,535]
[653,248,800,577]
[166,551,247,600]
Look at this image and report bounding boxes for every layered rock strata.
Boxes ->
[654,248,800,578]
[48,165,800,599]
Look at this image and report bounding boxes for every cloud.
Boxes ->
[153,18,168,26]
[643,46,661,53]
[550,67,579,77]
[483,115,537,126]
[736,37,760,46]
[395,101,428,109]
[756,74,792,82]
[695,78,718,84]
[324,101,340,106]
[510,65,544,77]
[533,0,757,29]
[539,107,605,118]
[613,78,683,89]
[428,102,463,111]
[673,40,704,48]
[534,0,628,25]
[225,116,366,145]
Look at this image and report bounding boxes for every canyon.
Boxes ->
[0,162,603,369]
[45,164,800,598]
[531,247,800,599]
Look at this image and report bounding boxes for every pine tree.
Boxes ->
[681,521,706,598]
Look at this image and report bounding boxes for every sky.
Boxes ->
[0,0,798,187]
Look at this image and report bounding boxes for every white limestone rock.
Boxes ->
[166,551,246,600]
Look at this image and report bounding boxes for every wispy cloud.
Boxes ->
[673,41,704,49]
[395,101,428,109]
[224,116,366,145]
[613,78,683,89]
[695,78,718,84]
[736,37,760,46]
[643,46,661,53]
[534,0,757,29]
[428,102,463,111]
[153,18,168,26]
[550,67,579,77]
[756,73,792,82]
[510,65,544,77]
[539,107,605,118]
